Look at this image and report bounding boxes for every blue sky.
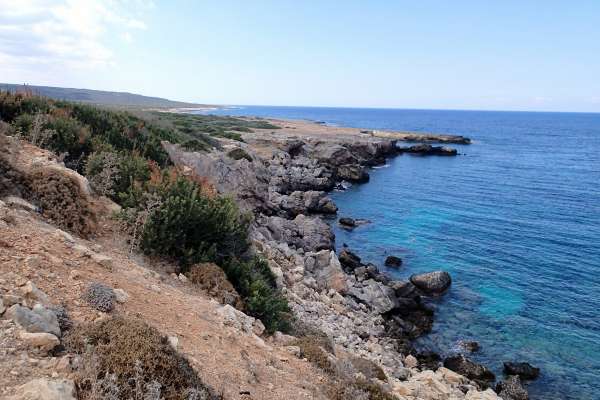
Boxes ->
[1,0,599,111]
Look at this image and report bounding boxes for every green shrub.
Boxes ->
[221,257,290,333]
[140,175,250,267]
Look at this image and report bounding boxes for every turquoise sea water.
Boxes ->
[208,106,600,399]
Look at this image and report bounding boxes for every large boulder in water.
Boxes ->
[496,375,529,400]
[410,271,451,294]
[503,362,540,380]
[443,354,495,388]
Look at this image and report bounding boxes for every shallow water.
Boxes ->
[208,106,600,399]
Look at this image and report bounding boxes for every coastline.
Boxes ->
[162,116,525,399]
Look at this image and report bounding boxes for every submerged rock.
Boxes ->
[503,362,540,380]
[338,217,356,228]
[410,271,452,295]
[384,255,403,268]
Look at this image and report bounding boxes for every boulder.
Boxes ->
[8,304,61,336]
[384,255,403,268]
[410,271,451,295]
[443,354,495,387]
[503,362,540,380]
[7,378,76,400]
[20,281,51,306]
[310,250,348,294]
[19,331,60,353]
[496,375,529,400]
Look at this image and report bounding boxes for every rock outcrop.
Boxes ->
[397,144,458,156]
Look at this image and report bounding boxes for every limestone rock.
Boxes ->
[91,253,113,271]
[8,378,76,400]
[19,331,60,353]
[8,304,60,336]
[349,279,397,314]
[404,354,418,368]
[113,288,129,304]
[21,281,50,306]
[167,335,179,350]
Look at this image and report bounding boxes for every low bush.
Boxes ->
[292,335,336,374]
[64,316,221,400]
[28,167,97,237]
[140,174,250,267]
[187,263,243,309]
[221,257,290,333]
[83,282,115,312]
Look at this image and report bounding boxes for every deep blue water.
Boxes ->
[208,106,600,399]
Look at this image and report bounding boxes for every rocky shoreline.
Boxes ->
[162,119,535,399]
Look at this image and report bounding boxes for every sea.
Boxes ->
[206,106,600,399]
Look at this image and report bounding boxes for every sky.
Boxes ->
[1,0,599,112]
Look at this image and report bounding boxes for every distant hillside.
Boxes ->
[0,83,214,109]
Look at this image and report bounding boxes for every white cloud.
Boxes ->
[0,0,151,71]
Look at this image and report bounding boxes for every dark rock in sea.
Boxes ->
[410,271,452,295]
[503,362,540,380]
[496,375,529,400]
[415,351,442,371]
[334,182,346,191]
[443,354,495,388]
[338,249,363,272]
[398,144,458,156]
[339,217,356,228]
[458,340,480,353]
[384,255,403,268]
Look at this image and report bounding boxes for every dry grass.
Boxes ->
[186,263,243,309]
[28,167,97,237]
[64,316,221,400]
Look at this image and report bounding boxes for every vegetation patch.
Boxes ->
[227,147,253,162]
[64,316,221,400]
[187,263,243,309]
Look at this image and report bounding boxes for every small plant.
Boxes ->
[83,282,115,312]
